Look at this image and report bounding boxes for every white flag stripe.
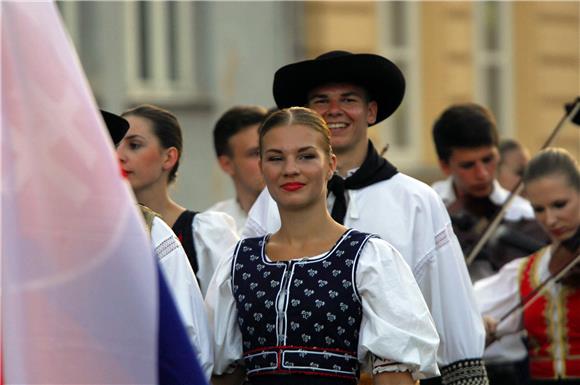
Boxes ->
[2,2,158,383]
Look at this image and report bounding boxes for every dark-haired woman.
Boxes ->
[117,104,239,297]
[206,107,439,385]
[103,109,213,380]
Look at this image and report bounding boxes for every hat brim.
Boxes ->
[273,53,405,124]
[101,110,129,145]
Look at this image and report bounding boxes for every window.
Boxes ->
[56,2,99,81]
[474,2,513,137]
[125,1,199,102]
[376,2,421,166]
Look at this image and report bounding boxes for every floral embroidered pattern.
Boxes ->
[231,230,375,380]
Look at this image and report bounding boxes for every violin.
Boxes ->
[448,194,548,272]
[448,194,500,226]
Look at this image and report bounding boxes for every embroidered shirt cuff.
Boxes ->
[372,356,412,376]
[441,358,489,385]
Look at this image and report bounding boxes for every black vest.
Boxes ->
[231,229,374,383]
[171,210,198,273]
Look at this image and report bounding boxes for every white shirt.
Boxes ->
[150,216,213,380]
[205,236,440,380]
[432,177,535,221]
[206,198,247,236]
[243,172,486,367]
[432,177,533,363]
[188,211,239,296]
[474,246,570,375]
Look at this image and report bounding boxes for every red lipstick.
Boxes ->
[551,228,568,237]
[281,182,305,192]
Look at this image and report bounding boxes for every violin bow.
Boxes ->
[466,98,580,266]
[486,250,580,348]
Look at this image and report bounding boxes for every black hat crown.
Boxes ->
[101,110,129,145]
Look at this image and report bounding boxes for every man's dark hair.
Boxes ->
[213,105,268,157]
[432,103,498,163]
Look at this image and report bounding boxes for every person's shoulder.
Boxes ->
[229,235,266,258]
[151,216,175,239]
[371,172,440,195]
[356,234,410,273]
[492,182,535,220]
[137,204,161,233]
[345,229,394,252]
[358,173,448,223]
[240,234,267,245]
[362,233,397,253]
[473,255,528,290]
[150,216,183,254]
[194,209,237,229]
[430,177,450,195]
[205,199,232,211]
[381,172,446,204]
[507,195,535,219]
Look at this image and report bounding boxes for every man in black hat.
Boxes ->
[242,51,489,384]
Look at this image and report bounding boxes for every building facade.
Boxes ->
[58,1,579,209]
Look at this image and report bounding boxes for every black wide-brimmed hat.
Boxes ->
[100,110,129,145]
[273,50,405,124]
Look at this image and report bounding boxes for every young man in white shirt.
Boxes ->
[431,103,549,385]
[243,51,489,385]
[431,103,548,281]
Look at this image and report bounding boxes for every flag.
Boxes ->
[156,265,207,384]
[1,2,205,383]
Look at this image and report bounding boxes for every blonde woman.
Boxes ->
[206,108,439,385]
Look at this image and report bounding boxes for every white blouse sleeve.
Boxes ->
[473,257,526,337]
[192,211,239,296]
[204,243,243,375]
[356,238,440,380]
[150,217,214,381]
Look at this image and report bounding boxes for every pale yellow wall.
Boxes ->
[303,2,377,57]
[301,1,579,175]
[513,2,579,157]
[420,2,475,166]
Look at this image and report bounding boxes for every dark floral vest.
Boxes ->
[231,229,375,382]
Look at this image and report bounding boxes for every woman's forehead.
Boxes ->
[526,173,574,195]
[263,124,323,144]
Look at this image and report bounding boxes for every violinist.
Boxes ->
[475,148,580,385]
[431,103,549,281]
[431,103,549,385]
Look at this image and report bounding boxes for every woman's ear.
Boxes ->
[328,153,337,179]
[162,147,179,171]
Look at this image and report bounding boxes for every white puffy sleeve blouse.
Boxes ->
[205,236,440,380]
